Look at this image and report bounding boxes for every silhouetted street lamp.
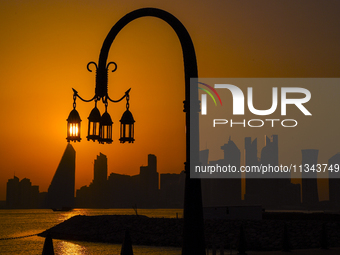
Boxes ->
[66,8,205,255]
[67,60,134,144]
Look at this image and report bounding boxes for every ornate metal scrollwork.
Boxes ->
[87,61,98,72]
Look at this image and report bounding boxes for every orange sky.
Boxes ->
[0,0,340,201]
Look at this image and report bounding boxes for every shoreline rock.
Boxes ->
[38,214,340,251]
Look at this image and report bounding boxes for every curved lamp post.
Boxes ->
[67,8,204,254]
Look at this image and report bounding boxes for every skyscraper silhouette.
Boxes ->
[245,135,279,206]
[160,172,185,208]
[106,173,138,208]
[6,176,20,208]
[6,176,40,209]
[94,153,108,185]
[245,135,300,208]
[202,138,242,206]
[92,153,108,208]
[260,135,278,166]
[45,143,75,209]
[244,137,261,204]
[301,149,319,207]
[139,154,159,207]
[260,135,290,207]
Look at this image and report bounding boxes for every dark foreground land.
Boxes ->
[39,212,340,251]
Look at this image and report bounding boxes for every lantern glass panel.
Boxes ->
[87,106,101,141]
[99,111,113,144]
[67,109,81,142]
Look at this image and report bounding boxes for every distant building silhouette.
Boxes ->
[6,176,39,209]
[92,153,108,208]
[244,137,259,166]
[199,149,209,167]
[138,154,159,207]
[94,153,108,184]
[301,149,319,207]
[261,135,298,208]
[202,137,242,206]
[6,176,20,208]
[245,135,279,206]
[76,152,108,208]
[328,153,340,209]
[261,135,279,165]
[244,137,261,204]
[159,172,185,208]
[45,143,75,209]
[245,135,300,209]
[75,185,90,208]
[76,154,165,209]
[106,173,139,208]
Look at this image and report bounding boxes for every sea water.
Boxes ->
[0,209,182,255]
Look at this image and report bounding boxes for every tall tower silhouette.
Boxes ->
[45,143,76,209]
[261,135,278,166]
[92,153,108,208]
[244,137,261,204]
[94,153,108,185]
[261,135,291,207]
[301,149,319,207]
[139,154,159,207]
[219,137,242,204]
[259,135,279,207]
[245,135,280,207]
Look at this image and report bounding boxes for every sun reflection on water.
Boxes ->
[56,208,90,222]
[1,209,182,255]
[56,240,86,255]
[53,240,181,255]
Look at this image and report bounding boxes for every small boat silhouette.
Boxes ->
[51,207,73,212]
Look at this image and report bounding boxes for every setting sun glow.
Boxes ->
[70,124,79,137]
[0,1,339,201]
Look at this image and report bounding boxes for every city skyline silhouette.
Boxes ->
[6,136,340,210]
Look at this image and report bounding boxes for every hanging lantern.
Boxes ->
[66,109,81,142]
[87,104,101,142]
[119,93,135,143]
[119,109,135,143]
[99,110,113,144]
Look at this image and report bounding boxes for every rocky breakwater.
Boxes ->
[39,213,340,251]
[39,215,183,247]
